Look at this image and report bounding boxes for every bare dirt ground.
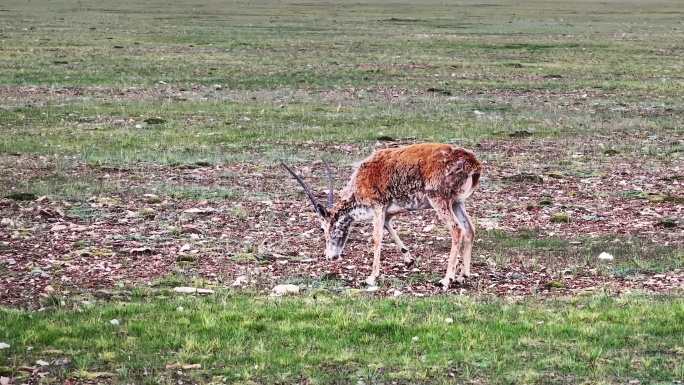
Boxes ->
[2,139,683,308]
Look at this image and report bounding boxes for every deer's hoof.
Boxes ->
[436,278,452,289]
[404,259,415,268]
[365,276,378,287]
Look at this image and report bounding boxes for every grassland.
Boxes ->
[1,0,683,383]
[2,293,684,384]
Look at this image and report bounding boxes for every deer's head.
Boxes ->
[281,161,349,261]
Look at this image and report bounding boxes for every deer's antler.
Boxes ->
[281,161,326,215]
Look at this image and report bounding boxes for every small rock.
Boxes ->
[36,360,50,367]
[173,287,215,294]
[183,363,202,370]
[176,306,184,312]
[411,336,419,342]
[271,284,300,296]
[6,259,15,265]
[158,80,166,84]
[0,218,14,227]
[445,318,454,324]
[598,252,614,261]
[0,342,9,349]
[422,224,435,232]
[130,247,153,255]
[183,207,216,214]
[135,124,143,129]
[213,84,222,90]
[110,319,120,326]
[393,290,403,297]
[231,275,249,286]
[51,224,68,231]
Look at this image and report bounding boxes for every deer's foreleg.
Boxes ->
[366,207,387,287]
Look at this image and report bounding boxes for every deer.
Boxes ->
[281,142,483,288]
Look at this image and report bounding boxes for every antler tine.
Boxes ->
[322,159,334,209]
[280,161,320,212]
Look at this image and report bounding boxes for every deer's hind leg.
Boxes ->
[430,199,466,288]
[453,201,475,278]
[384,216,413,267]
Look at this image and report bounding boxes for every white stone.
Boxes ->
[231,275,249,286]
[0,343,9,350]
[110,319,120,326]
[173,287,198,293]
[36,360,50,366]
[445,318,454,324]
[598,252,614,261]
[176,307,184,312]
[183,207,216,214]
[412,336,419,342]
[50,224,67,231]
[271,284,300,296]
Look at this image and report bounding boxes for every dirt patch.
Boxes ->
[1,140,683,308]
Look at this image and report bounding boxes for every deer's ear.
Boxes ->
[316,203,330,218]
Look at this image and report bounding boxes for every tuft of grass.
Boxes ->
[550,213,571,223]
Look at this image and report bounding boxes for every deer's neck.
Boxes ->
[330,198,373,229]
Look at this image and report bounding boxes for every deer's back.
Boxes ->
[351,143,482,205]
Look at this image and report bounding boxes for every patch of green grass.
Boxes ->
[480,229,684,273]
[0,0,682,163]
[1,293,683,384]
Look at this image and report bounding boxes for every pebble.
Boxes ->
[271,284,300,296]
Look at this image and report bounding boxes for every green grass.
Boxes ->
[479,229,684,277]
[1,0,683,166]
[1,293,684,384]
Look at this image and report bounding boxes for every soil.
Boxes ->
[1,140,683,308]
